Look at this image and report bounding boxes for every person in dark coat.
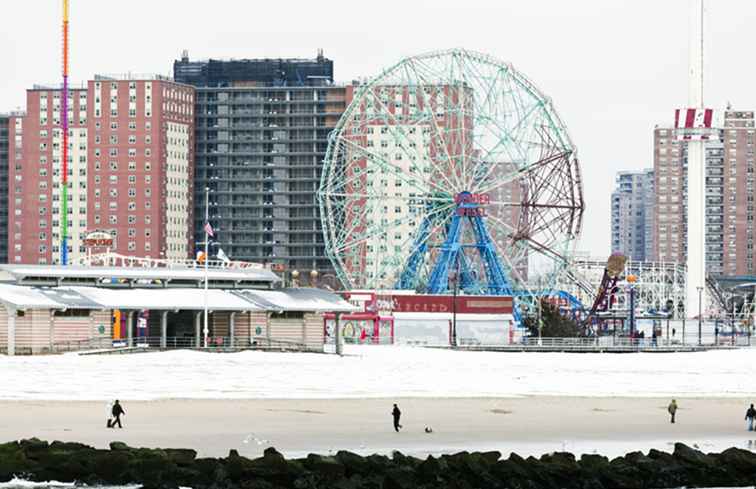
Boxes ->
[392,403,402,432]
[668,399,678,424]
[111,400,125,428]
[746,403,756,432]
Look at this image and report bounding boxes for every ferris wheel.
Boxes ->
[319,48,583,295]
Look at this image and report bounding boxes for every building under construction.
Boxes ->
[175,52,346,284]
[173,51,334,88]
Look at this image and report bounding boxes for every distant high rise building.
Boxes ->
[8,76,195,265]
[653,109,755,276]
[0,114,10,263]
[175,53,344,285]
[611,169,654,261]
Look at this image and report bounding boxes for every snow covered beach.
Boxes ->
[0,345,754,401]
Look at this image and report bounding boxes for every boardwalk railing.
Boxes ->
[47,336,321,355]
[447,334,753,351]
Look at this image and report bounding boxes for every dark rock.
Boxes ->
[336,450,370,476]
[164,448,197,466]
[304,454,345,479]
[109,441,131,451]
[480,450,501,464]
[672,442,715,468]
[417,455,446,483]
[717,446,756,472]
[383,466,416,489]
[603,455,644,489]
[3,438,756,489]
[19,438,49,459]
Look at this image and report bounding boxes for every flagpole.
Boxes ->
[203,187,209,348]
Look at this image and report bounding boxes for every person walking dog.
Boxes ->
[110,400,125,429]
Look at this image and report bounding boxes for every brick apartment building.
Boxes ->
[8,76,195,265]
[653,109,756,276]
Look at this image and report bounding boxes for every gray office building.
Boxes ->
[174,52,346,286]
[0,115,9,263]
[611,169,655,261]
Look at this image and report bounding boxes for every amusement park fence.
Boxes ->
[42,336,322,355]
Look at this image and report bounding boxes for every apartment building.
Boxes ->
[0,115,9,263]
[653,109,755,276]
[8,76,195,265]
[174,53,344,284]
[611,169,654,261]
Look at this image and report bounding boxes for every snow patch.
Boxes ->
[0,345,755,401]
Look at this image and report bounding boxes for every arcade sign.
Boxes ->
[83,230,114,247]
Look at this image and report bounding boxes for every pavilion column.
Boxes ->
[266,312,272,346]
[335,312,343,356]
[7,308,16,356]
[49,311,55,352]
[160,311,168,349]
[194,312,202,348]
[127,311,134,347]
[229,312,236,348]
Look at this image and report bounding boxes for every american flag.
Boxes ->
[204,222,214,237]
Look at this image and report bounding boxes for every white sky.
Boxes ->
[1,0,754,258]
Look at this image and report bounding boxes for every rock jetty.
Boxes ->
[1,438,755,488]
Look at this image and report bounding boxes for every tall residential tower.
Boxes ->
[174,53,345,284]
[611,169,654,261]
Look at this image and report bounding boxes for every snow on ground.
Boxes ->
[1,345,755,401]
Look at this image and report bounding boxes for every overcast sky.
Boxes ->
[1,0,753,259]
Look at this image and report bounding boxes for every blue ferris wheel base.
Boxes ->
[396,194,514,297]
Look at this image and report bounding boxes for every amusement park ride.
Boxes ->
[319,49,588,325]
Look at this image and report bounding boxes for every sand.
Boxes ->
[1,397,755,459]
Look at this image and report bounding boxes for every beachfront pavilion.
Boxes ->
[0,263,356,355]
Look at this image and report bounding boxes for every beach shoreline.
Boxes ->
[1,396,754,459]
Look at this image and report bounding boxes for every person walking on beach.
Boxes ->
[111,400,125,428]
[746,403,756,431]
[668,399,678,424]
[392,403,402,432]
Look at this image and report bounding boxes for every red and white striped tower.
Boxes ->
[685,0,706,321]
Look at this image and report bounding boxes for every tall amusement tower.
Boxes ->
[685,0,706,319]
[60,0,70,265]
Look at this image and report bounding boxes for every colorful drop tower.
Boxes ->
[61,0,70,265]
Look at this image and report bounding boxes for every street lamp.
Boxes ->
[291,270,300,288]
[627,274,638,338]
[665,299,674,346]
[449,260,461,348]
[309,270,319,288]
[697,286,703,346]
